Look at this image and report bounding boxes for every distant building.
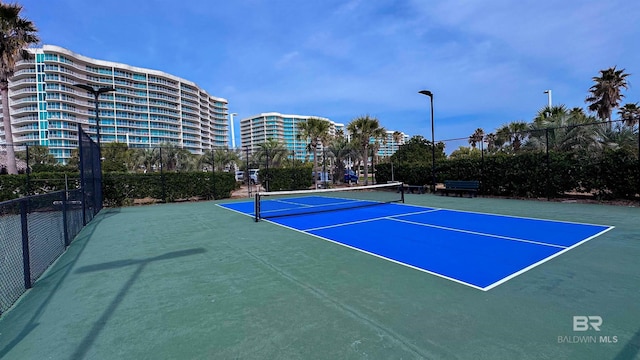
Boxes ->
[376,130,409,157]
[0,45,229,164]
[239,112,344,161]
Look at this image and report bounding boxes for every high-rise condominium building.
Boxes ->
[239,112,344,161]
[376,130,409,157]
[0,45,228,164]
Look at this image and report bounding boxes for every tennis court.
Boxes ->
[0,191,638,359]
[220,185,613,291]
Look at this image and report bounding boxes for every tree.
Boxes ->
[618,103,640,129]
[392,131,404,152]
[325,135,356,183]
[200,148,239,172]
[347,115,386,185]
[585,66,630,124]
[0,3,39,174]
[132,148,158,172]
[101,142,132,172]
[297,117,331,186]
[21,145,57,165]
[449,146,481,159]
[468,128,484,149]
[484,133,498,153]
[390,135,445,165]
[526,107,603,154]
[254,138,289,169]
[495,121,529,152]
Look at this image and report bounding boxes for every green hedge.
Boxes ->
[0,172,80,201]
[259,166,313,192]
[1,171,237,206]
[376,149,639,200]
[102,172,237,207]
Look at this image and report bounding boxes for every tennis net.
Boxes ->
[254,182,405,221]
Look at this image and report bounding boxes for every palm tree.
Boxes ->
[0,3,39,174]
[326,135,355,183]
[392,131,404,152]
[347,115,386,185]
[296,117,331,186]
[468,128,484,149]
[200,148,240,172]
[484,133,498,153]
[495,121,529,152]
[526,109,604,154]
[585,66,630,124]
[132,148,158,172]
[618,103,640,129]
[254,138,289,168]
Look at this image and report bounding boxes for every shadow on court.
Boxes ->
[0,213,104,359]
[614,326,640,360]
[70,248,206,360]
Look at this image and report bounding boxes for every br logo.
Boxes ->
[573,316,602,331]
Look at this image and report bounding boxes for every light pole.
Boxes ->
[419,90,435,193]
[73,84,116,152]
[229,113,238,148]
[544,89,552,109]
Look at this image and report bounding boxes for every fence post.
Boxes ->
[480,140,485,195]
[20,199,32,289]
[78,124,87,226]
[159,147,166,202]
[246,147,252,198]
[265,149,270,192]
[25,145,30,195]
[546,128,550,201]
[211,148,216,200]
[62,191,70,246]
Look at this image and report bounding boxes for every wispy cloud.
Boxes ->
[19,0,640,142]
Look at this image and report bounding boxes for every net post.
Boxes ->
[254,192,260,222]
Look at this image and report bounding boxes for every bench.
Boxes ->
[441,180,480,197]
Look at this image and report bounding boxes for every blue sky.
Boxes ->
[20,0,640,149]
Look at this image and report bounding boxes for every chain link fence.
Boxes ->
[0,125,100,316]
[433,119,640,200]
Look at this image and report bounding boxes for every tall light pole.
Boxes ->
[229,113,238,148]
[544,89,552,109]
[419,90,435,193]
[73,84,116,151]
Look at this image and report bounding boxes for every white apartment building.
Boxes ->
[376,130,409,157]
[239,112,344,161]
[0,45,228,164]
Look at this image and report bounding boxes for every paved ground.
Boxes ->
[0,194,639,359]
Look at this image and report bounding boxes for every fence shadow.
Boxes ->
[70,247,206,360]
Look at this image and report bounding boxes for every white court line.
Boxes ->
[303,209,442,232]
[482,226,615,291]
[217,200,615,291]
[261,216,486,291]
[272,199,314,207]
[259,198,369,216]
[215,203,255,218]
[389,217,568,249]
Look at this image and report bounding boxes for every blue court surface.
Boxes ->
[219,196,613,291]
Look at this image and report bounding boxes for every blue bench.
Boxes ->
[442,180,480,197]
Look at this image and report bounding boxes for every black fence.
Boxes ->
[0,126,101,316]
